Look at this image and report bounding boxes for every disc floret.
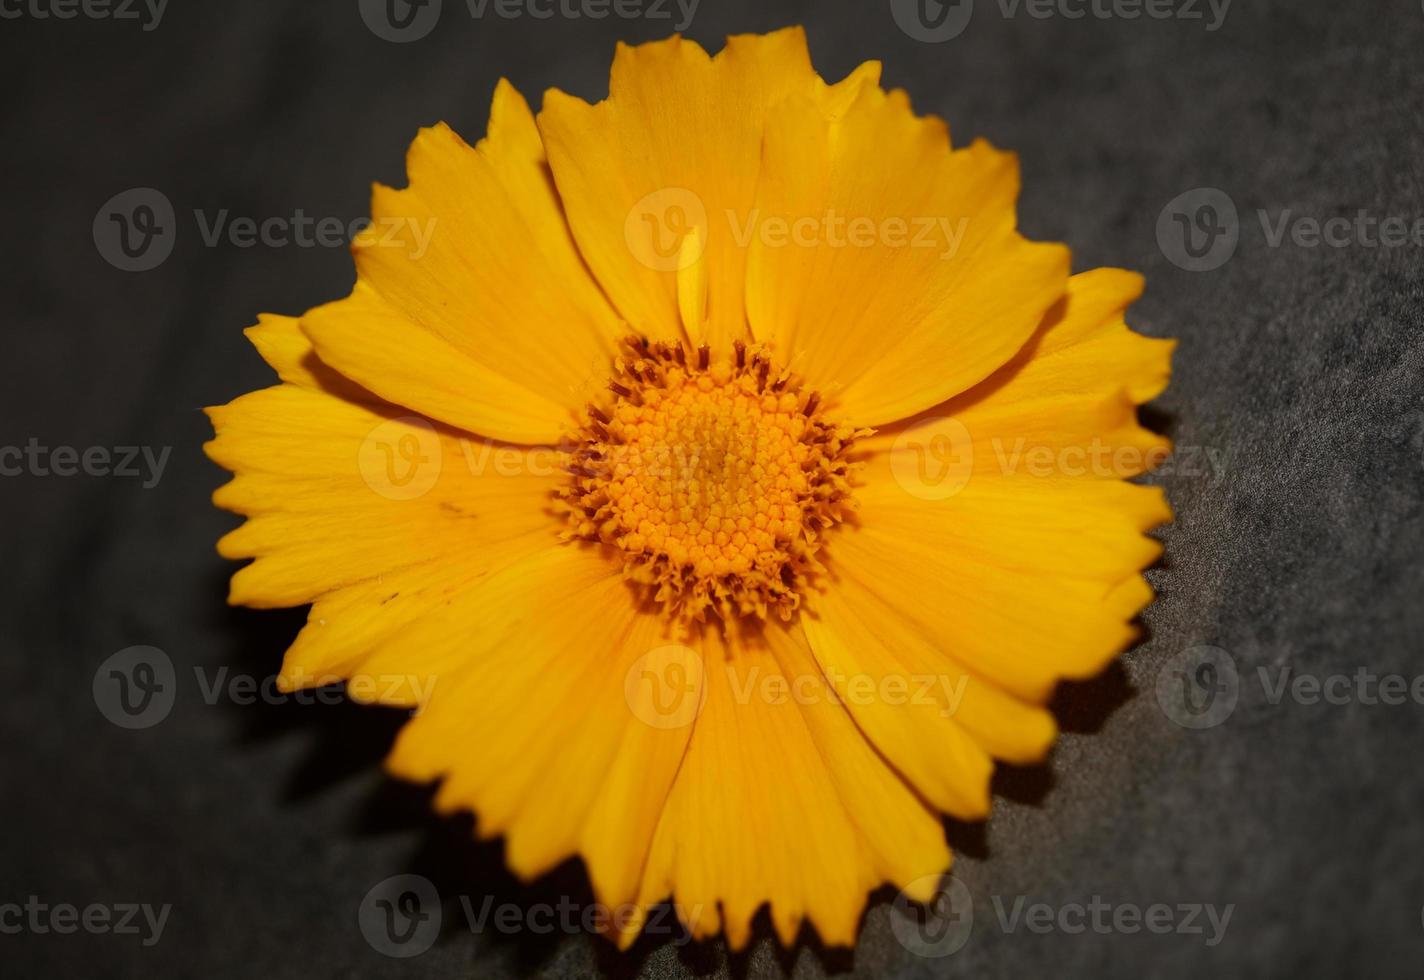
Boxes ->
[560,337,867,625]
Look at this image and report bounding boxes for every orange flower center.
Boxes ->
[560,338,867,626]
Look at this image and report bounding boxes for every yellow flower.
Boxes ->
[205,27,1172,951]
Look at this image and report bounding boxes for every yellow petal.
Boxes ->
[621,621,950,950]
[302,280,576,446]
[863,267,1175,481]
[538,28,860,352]
[383,545,693,912]
[802,571,1059,768]
[242,313,374,402]
[1020,267,1173,401]
[825,475,1169,704]
[746,82,1070,426]
[205,384,560,618]
[302,80,623,445]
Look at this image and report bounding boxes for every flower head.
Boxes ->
[206,27,1172,951]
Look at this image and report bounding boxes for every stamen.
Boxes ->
[558,337,869,628]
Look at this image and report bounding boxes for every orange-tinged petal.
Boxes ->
[620,621,950,950]
[746,82,1070,426]
[538,28,870,353]
[242,313,374,403]
[864,267,1176,480]
[814,266,1172,752]
[302,280,577,446]
[383,545,693,911]
[204,384,561,670]
[302,81,623,445]
[802,571,1059,767]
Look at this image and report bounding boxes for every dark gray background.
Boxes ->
[3,0,1422,976]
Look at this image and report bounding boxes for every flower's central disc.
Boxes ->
[560,338,866,626]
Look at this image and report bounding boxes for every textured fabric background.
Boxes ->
[3,0,1422,976]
